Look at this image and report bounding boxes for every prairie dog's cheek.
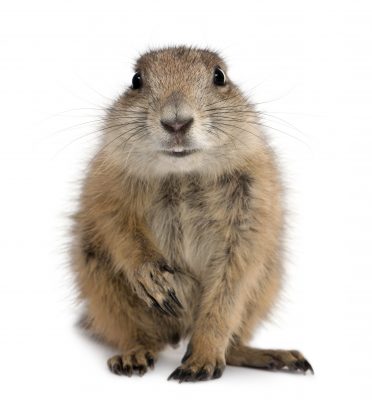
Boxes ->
[190,129,215,148]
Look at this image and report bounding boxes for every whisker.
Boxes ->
[248,121,309,146]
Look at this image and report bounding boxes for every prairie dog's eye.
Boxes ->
[213,67,226,86]
[131,72,142,90]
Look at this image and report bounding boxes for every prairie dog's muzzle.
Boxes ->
[160,91,194,136]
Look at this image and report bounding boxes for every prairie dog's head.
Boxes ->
[103,46,263,178]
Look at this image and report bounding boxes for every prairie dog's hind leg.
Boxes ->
[226,344,313,374]
[226,265,313,374]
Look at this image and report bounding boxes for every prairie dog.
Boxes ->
[71,46,313,382]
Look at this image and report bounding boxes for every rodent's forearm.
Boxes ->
[189,267,247,359]
[184,225,268,362]
[80,211,163,273]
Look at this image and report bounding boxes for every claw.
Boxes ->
[287,358,314,375]
[168,289,183,309]
[168,366,193,382]
[158,262,175,274]
[122,364,133,377]
[295,360,306,371]
[135,365,147,376]
[266,361,277,370]
[110,363,123,375]
[178,369,193,383]
[181,343,192,363]
[152,299,172,316]
[146,352,155,369]
[195,369,209,380]
[169,363,224,382]
[304,359,314,374]
[212,366,223,379]
[168,367,183,381]
[162,299,179,317]
[108,356,124,375]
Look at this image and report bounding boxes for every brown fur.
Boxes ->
[70,46,313,381]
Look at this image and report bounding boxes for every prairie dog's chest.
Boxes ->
[146,173,251,273]
[146,176,207,271]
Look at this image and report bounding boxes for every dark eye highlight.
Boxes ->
[213,67,226,86]
[131,72,142,90]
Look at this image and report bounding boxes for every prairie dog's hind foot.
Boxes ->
[227,345,314,374]
[108,348,157,377]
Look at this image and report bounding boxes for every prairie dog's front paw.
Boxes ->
[168,352,225,382]
[132,260,183,317]
[108,348,157,377]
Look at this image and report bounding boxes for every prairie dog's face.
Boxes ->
[103,47,261,178]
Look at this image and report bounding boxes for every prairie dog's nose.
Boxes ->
[160,91,194,135]
[161,117,194,134]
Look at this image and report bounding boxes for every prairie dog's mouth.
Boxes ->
[160,148,199,158]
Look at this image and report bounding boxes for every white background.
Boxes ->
[1,0,371,399]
